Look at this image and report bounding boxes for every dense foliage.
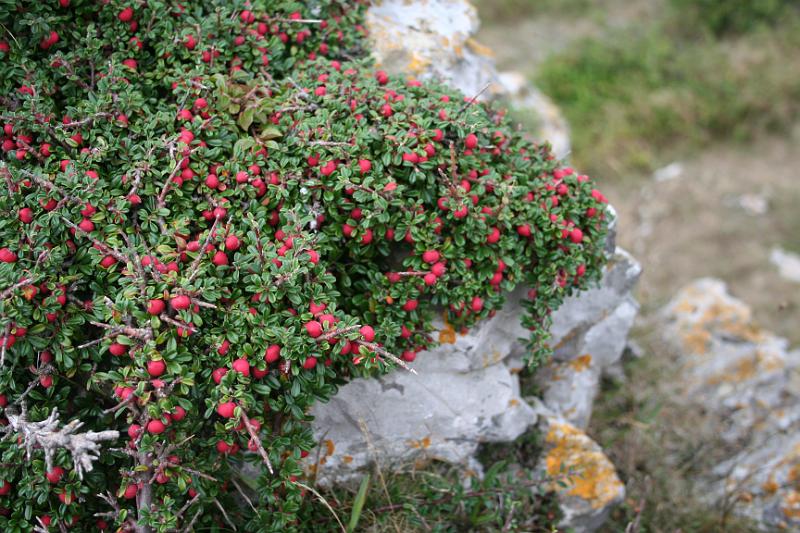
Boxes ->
[0,0,609,531]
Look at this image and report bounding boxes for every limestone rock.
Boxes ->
[365,0,570,158]
[308,351,535,486]
[662,279,800,530]
[521,247,642,429]
[536,412,626,532]
[309,247,639,498]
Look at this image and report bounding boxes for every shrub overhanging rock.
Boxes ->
[0,1,610,530]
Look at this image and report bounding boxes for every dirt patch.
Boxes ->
[606,133,800,345]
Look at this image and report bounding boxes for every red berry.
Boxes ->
[118,7,134,22]
[359,325,375,342]
[487,227,501,244]
[358,159,372,174]
[517,224,532,237]
[302,356,317,370]
[109,343,127,356]
[225,235,240,251]
[147,299,165,315]
[212,250,228,266]
[470,296,484,312]
[265,344,281,363]
[422,250,440,264]
[402,299,418,312]
[171,406,186,421]
[123,484,138,499]
[18,208,33,224]
[217,401,236,418]
[569,228,583,243]
[232,358,250,376]
[0,480,10,495]
[125,425,142,441]
[147,420,165,434]
[0,248,17,263]
[147,360,166,377]
[304,321,323,338]
[46,466,64,484]
[212,367,228,384]
[465,133,478,149]
[170,295,190,310]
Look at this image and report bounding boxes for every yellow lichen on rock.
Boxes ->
[569,354,593,372]
[544,420,624,509]
[439,315,456,344]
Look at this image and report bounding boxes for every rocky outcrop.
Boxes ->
[536,410,626,532]
[365,0,570,158]
[308,244,640,529]
[662,279,800,530]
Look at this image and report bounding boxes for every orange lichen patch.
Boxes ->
[788,464,800,485]
[569,354,593,372]
[406,52,430,74]
[439,316,456,344]
[544,421,623,509]
[319,457,327,465]
[736,491,753,503]
[323,439,335,457]
[706,349,785,385]
[673,299,697,314]
[414,457,431,470]
[407,436,432,450]
[706,356,757,385]
[509,366,523,374]
[508,398,520,408]
[762,476,779,495]
[782,490,800,520]
[453,43,464,58]
[342,455,353,465]
[681,327,712,355]
[465,37,494,57]
[308,464,318,475]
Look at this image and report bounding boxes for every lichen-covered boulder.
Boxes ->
[535,413,626,532]
[663,278,800,530]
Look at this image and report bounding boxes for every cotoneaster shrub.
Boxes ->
[0,1,610,531]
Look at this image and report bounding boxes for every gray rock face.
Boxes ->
[365,0,571,158]
[662,279,800,530]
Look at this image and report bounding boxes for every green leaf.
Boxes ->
[347,474,370,533]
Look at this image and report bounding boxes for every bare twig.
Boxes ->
[2,403,119,478]
[213,498,237,530]
[293,481,346,533]
[316,324,361,342]
[240,410,273,475]
[355,340,417,374]
[186,217,220,283]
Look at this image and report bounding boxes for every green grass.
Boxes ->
[535,9,800,179]
[471,0,593,23]
[310,459,561,532]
